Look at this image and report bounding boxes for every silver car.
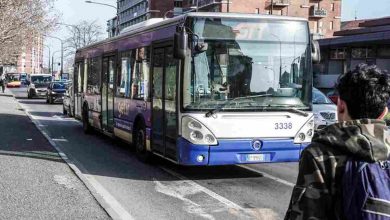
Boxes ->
[313,88,338,130]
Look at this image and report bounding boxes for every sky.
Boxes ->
[45,0,390,70]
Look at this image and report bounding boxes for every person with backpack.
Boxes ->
[285,64,390,220]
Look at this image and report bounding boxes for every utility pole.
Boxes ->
[271,0,274,15]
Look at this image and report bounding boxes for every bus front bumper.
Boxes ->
[177,137,309,166]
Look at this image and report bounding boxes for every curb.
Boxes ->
[10,92,134,220]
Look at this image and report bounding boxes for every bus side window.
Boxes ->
[117,50,133,98]
[132,47,150,101]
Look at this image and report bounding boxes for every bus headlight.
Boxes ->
[182,116,218,145]
[294,117,314,144]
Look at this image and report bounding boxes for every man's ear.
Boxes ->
[337,97,346,114]
[378,107,388,119]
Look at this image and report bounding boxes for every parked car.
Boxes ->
[313,88,338,130]
[46,81,67,104]
[26,74,52,99]
[62,83,74,116]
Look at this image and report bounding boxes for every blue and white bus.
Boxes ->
[72,12,320,165]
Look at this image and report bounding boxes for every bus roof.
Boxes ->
[76,12,307,53]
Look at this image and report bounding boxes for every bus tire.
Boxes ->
[82,106,92,134]
[134,122,152,162]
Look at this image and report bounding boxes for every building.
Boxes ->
[314,17,390,90]
[107,16,118,38]
[117,0,173,31]
[113,0,341,39]
[16,34,44,74]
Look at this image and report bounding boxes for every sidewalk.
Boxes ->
[0,92,110,219]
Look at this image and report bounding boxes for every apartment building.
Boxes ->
[117,0,173,30]
[181,0,342,38]
[16,34,44,74]
[114,0,341,39]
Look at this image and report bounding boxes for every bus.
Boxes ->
[72,12,320,165]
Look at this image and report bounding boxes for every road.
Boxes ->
[10,87,299,220]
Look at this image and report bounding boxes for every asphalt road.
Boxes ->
[10,87,299,220]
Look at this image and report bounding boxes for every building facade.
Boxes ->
[16,34,44,74]
[315,17,390,90]
[114,0,341,38]
[117,0,173,30]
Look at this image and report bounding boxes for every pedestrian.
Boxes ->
[285,64,390,220]
[0,74,5,93]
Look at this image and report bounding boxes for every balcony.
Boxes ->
[272,0,290,7]
[310,7,327,18]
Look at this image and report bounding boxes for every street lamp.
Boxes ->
[45,35,64,78]
[43,45,51,74]
[85,0,119,34]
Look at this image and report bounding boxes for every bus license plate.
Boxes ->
[246,154,265,162]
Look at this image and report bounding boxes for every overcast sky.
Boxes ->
[45,0,390,69]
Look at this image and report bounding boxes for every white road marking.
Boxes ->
[153,179,216,220]
[160,166,254,219]
[17,100,136,220]
[51,138,68,142]
[160,167,280,219]
[237,165,295,187]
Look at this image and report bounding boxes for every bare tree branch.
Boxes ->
[0,0,59,65]
[64,20,104,55]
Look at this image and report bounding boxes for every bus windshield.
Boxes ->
[183,17,311,111]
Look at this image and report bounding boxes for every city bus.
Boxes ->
[72,12,320,165]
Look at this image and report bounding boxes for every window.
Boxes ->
[87,57,101,94]
[331,3,335,11]
[330,48,346,60]
[255,8,260,14]
[352,48,375,59]
[117,51,134,98]
[329,21,334,30]
[132,47,150,100]
[174,0,183,8]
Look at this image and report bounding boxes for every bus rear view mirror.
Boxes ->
[311,40,321,64]
[174,28,188,59]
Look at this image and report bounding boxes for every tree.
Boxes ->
[65,20,104,54]
[0,0,58,65]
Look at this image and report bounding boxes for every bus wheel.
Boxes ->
[82,107,92,134]
[134,123,152,162]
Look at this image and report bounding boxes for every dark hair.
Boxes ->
[336,64,390,119]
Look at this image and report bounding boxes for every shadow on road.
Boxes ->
[0,113,64,164]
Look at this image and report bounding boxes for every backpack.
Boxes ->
[343,159,390,220]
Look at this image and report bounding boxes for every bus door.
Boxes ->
[101,56,116,132]
[74,62,83,118]
[152,46,179,160]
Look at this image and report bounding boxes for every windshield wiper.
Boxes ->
[287,108,309,117]
[205,94,272,118]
